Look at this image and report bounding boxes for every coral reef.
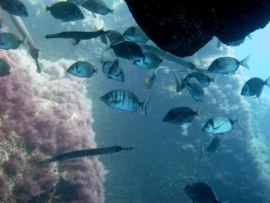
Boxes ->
[0,50,105,202]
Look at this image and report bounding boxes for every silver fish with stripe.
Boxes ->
[100,89,149,116]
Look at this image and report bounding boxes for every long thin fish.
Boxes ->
[9,15,42,73]
[45,30,105,40]
[39,145,134,164]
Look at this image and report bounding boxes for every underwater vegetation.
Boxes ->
[0,50,105,202]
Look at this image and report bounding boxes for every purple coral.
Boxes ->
[0,50,105,202]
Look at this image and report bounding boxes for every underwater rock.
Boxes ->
[124,0,270,57]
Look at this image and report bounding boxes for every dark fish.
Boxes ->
[67,61,96,78]
[102,59,124,82]
[67,0,87,5]
[241,77,270,97]
[123,26,149,43]
[133,52,162,69]
[0,32,21,50]
[200,136,221,159]
[46,2,84,22]
[162,107,199,125]
[208,56,250,74]
[100,89,149,116]
[0,0,28,17]
[109,41,144,60]
[45,29,105,45]
[203,117,236,134]
[0,59,11,77]
[140,44,197,70]
[184,72,214,88]
[81,0,113,15]
[100,30,124,45]
[39,146,134,164]
[184,182,222,203]
[186,77,204,102]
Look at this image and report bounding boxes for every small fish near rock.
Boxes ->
[67,61,96,78]
[81,0,113,15]
[0,32,21,50]
[208,56,250,74]
[241,76,270,97]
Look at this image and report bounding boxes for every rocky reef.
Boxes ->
[124,0,270,57]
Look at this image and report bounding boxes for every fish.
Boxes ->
[67,61,96,78]
[200,136,221,159]
[139,44,197,70]
[9,15,42,73]
[109,41,144,60]
[143,69,157,89]
[203,117,236,134]
[46,2,84,22]
[174,71,185,92]
[45,29,105,45]
[0,32,21,50]
[123,26,149,43]
[100,89,149,116]
[208,56,250,74]
[39,146,134,164]
[67,0,87,5]
[81,0,113,15]
[241,77,270,97]
[133,52,163,69]
[100,30,125,45]
[162,107,199,125]
[0,0,28,17]
[184,72,214,88]
[0,59,11,77]
[185,77,204,102]
[183,182,222,203]
[102,59,125,82]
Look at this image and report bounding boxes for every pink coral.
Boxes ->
[0,50,105,202]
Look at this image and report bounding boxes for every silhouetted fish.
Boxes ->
[0,0,28,17]
[184,182,222,203]
[109,41,144,60]
[81,0,113,15]
[184,72,214,88]
[186,77,204,102]
[133,52,162,69]
[163,107,199,125]
[46,2,84,22]
[241,77,270,97]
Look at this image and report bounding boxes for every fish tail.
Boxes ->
[240,55,250,69]
[173,70,185,92]
[195,109,203,119]
[141,97,150,116]
[200,144,205,160]
[264,76,270,87]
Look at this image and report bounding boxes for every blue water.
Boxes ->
[2,0,270,202]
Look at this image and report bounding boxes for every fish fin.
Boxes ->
[173,70,185,92]
[200,144,205,160]
[141,97,150,117]
[264,76,270,87]
[195,109,203,119]
[240,55,250,69]
[100,34,108,44]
